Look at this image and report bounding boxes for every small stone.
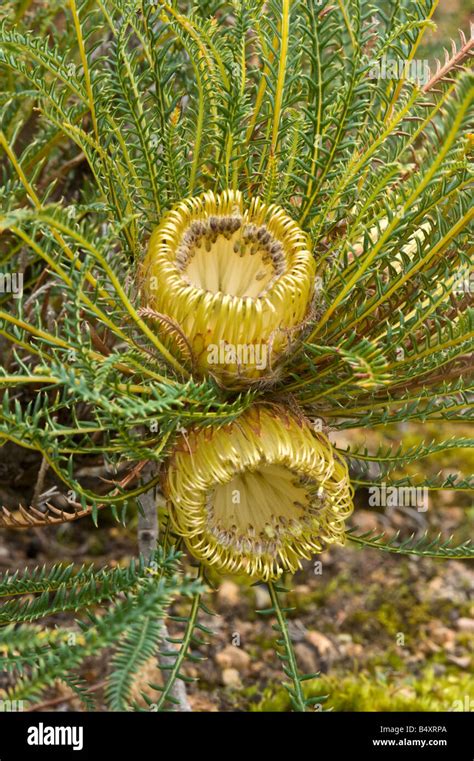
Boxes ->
[189,693,219,712]
[305,630,336,659]
[423,639,442,654]
[294,643,318,674]
[336,633,353,644]
[292,584,311,598]
[217,580,241,609]
[431,626,456,648]
[446,655,471,669]
[222,668,242,688]
[423,563,473,605]
[216,645,251,673]
[254,585,271,610]
[343,642,364,658]
[288,620,307,643]
[350,510,378,533]
[457,618,474,633]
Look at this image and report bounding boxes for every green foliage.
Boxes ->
[346,528,473,559]
[0,0,472,710]
[260,581,328,712]
[0,547,206,710]
[137,568,212,711]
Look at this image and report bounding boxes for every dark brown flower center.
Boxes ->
[176,216,286,298]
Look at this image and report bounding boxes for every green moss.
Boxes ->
[344,578,453,642]
[250,686,292,712]
[239,684,260,700]
[252,634,276,651]
[251,667,474,712]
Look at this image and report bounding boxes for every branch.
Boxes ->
[137,466,192,713]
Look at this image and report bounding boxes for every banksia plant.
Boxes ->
[0,0,472,713]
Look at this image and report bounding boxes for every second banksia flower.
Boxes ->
[164,406,354,580]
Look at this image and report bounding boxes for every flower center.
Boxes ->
[175,216,286,298]
[206,464,325,553]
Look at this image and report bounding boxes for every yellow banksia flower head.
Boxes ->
[164,406,354,580]
[141,190,315,386]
